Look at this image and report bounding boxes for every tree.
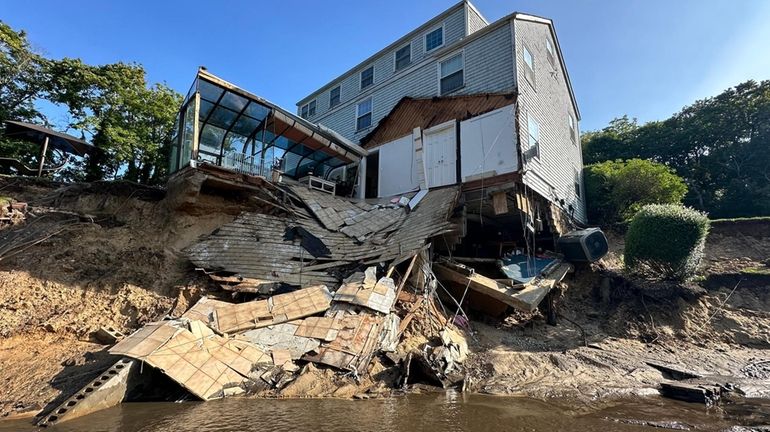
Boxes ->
[582,80,770,218]
[0,20,183,184]
[585,159,688,224]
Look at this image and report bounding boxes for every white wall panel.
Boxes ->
[460,104,518,182]
[378,135,419,197]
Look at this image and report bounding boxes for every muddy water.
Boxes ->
[2,393,769,431]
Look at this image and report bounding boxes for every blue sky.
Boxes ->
[4,0,770,131]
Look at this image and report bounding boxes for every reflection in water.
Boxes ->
[1,392,768,432]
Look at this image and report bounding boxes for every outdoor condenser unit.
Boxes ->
[557,228,609,263]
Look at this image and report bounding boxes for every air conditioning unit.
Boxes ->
[557,228,609,263]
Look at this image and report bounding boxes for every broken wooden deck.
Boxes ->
[433,260,573,312]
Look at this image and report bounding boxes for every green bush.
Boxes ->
[585,159,688,225]
[624,204,710,281]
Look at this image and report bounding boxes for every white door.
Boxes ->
[424,121,457,188]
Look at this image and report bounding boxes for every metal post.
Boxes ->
[37,136,49,177]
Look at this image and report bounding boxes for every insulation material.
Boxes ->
[241,323,321,360]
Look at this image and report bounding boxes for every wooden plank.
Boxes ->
[433,263,531,311]
[511,263,572,312]
[491,191,508,215]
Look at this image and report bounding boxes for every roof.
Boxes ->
[195,69,368,162]
[3,120,96,156]
[360,92,517,149]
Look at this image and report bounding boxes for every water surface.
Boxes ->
[2,393,768,431]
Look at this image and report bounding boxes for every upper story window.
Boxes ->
[546,38,556,69]
[308,100,316,117]
[395,44,411,71]
[523,45,536,88]
[360,66,374,90]
[439,53,464,95]
[569,113,577,145]
[525,114,540,161]
[329,86,341,109]
[574,167,581,198]
[356,98,372,131]
[425,26,444,52]
[300,100,316,119]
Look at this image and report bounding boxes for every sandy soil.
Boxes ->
[0,175,769,419]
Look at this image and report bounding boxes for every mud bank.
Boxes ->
[0,176,769,421]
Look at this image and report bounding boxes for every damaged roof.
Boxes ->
[360,92,517,149]
[185,185,460,287]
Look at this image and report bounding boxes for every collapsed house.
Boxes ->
[36,68,606,426]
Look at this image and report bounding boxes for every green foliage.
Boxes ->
[0,20,182,184]
[582,80,770,219]
[584,159,687,224]
[624,204,710,281]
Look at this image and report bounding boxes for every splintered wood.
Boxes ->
[214,285,333,333]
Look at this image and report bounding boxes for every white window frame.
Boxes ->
[394,43,412,72]
[329,85,341,109]
[546,38,556,69]
[569,112,577,146]
[424,24,445,53]
[523,44,536,89]
[525,112,540,161]
[360,65,375,91]
[437,50,465,96]
[355,97,373,131]
[300,103,309,119]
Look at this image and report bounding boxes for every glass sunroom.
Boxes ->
[169,68,367,181]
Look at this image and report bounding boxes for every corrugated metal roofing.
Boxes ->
[360,92,517,149]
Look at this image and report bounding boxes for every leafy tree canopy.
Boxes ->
[582,80,770,218]
[0,20,182,184]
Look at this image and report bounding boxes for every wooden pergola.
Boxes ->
[2,120,96,177]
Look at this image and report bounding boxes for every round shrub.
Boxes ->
[624,204,710,281]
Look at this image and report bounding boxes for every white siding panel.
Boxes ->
[460,104,518,182]
[377,135,419,197]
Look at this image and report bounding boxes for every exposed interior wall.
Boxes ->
[512,19,586,224]
[377,134,419,197]
[459,104,519,182]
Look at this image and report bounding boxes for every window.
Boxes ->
[574,168,581,198]
[329,86,341,108]
[569,113,577,145]
[525,114,540,160]
[425,26,444,52]
[308,100,316,117]
[395,44,411,71]
[523,45,535,87]
[356,98,372,131]
[360,66,374,89]
[439,53,464,95]
[300,100,316,118]
[546,38,556,69]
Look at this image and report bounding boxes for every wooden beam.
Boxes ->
[433,261,572,313]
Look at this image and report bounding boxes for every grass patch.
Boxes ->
[711,216,770,223]
[741,266,770,276]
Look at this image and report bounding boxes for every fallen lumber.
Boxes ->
[433,261,573,313]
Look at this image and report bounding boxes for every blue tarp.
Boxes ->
[499,254,556,284]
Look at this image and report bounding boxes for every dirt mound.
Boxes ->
[0,178,238,418]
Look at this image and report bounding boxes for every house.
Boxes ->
[296,0,586,226]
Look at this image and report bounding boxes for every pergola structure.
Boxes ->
[2,120,96,177]
[169,68,367,180]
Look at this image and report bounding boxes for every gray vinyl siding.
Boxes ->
[513,19,587,223]
[466,5,487,34]
[315,22,516,143]
[298,4,468,122]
